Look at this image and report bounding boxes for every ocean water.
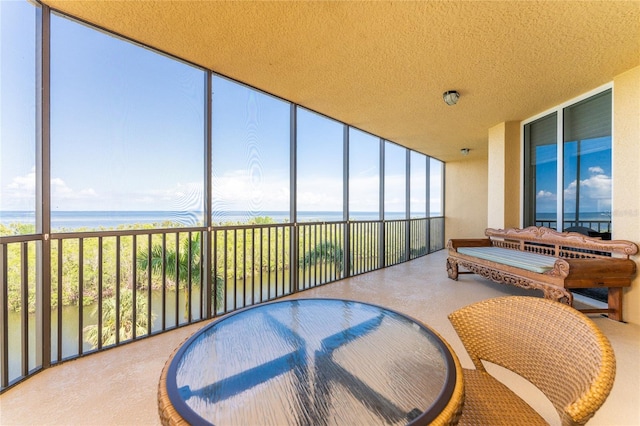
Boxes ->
[0,210,412,231]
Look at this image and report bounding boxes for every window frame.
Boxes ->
[521,83,613,231]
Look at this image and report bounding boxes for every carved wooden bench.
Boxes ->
[447,226,638,321]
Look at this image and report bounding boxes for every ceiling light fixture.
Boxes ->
[443,90,460,106]
[460,148,470,156]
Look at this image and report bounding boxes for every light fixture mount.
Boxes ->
[443,90,460,106]
[460,148,470,156]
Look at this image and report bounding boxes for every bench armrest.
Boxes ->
[447,238,491,251]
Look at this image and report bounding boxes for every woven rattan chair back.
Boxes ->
[448,296,615,425]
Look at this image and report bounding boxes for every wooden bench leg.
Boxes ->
[446,257,459,280]
[578,288,624,322]
[608,287,623,322]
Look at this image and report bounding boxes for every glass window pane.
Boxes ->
[410,152,426,218]
[349,128,379,220]
[0,1,37,236]
[429,158,444,217]
[50,14,205,231]
[563,90,612,233]
[523,113,557,228]
[296,108,343,222]
[384,142,406,219]
[212,76,290,225]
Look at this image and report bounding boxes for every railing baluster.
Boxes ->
[78,238,84,355]
[20,242,28,377]
[97,237,103,349]
[187,231,192,323]
[115,236,120,345]
[0,216,444,393]
[161,234,166,330]
[175,232,179,328]
[56,240,62,362]
[147,234,152,335]
[132,235,137,337]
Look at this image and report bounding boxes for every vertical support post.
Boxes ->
[204,71,213,319]
[343,125,350,278]
[290,105,298,293]
[36,4,52,369]
[425,157,431,253]
[379,139,385,267]
[405,149,411,261]
[0,245,8,387]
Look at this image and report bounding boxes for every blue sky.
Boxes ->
[1,2,443,219]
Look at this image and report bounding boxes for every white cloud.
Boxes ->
[536,190,556,200]
[564,169,611,201]
[564,168,612,212]
[1,169,36,210]
[213,169,289,211]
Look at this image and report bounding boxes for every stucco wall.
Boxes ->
[444,157,488,241]
[613,66,640,325]
[487,122,520,229]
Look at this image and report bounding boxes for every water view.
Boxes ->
[0,210,417,233]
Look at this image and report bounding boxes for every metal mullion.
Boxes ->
[97,237,103,349]
[131,235,137,337]
[175,233,180,327]
[406,149,411,262]
[78,238,84,354]
[425,158,431,253]
[289,104,298,294]
[115,237,120,345]
[37,3,52,372]
[0,244,8,387]
[205,69,212,320]
[379,139,385,268]
[20,243,29,376]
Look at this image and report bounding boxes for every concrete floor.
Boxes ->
[1,250,639,425]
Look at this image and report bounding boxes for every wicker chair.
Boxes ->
[448,296,616,425]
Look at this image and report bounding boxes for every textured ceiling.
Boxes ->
[41,0,640,162]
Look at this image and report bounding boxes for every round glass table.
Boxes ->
[158,298,462,425]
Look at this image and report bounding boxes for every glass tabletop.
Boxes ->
[165,298,457,425]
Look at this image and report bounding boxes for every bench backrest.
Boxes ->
[485,226,638,260]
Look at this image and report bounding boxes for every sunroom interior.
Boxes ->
[1,1,639,425]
